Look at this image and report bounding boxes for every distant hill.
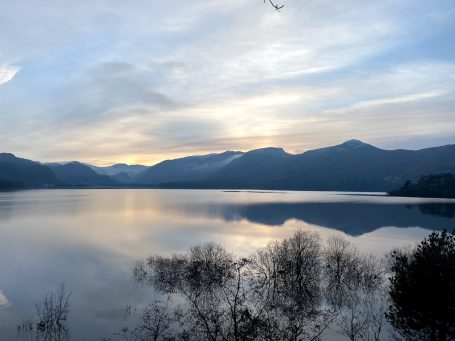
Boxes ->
[156,140,455,191]
[47,162,118,186]
[110,171,133,183]
[271,140,455,191]
[88,163,148,180]
[134,151,243,184]
[213,147,291,185]
[2,140,455,191]
[0,153,59,188]
[389,173,455,199]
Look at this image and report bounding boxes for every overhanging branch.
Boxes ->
[265,0,284,11]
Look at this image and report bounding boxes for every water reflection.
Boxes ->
[195,202,455,235]
[0,189,454,340]
[418,203,455,218]
[0,290,10,307]
[127,231,388,340]
[17,284,71,341]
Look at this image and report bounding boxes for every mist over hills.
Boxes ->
[157,140,455,191]
[135,151,243,184]
[87,163,148,178]
[1,140,455,191]
[47,162,118,186]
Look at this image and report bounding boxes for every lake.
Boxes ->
[1,189,454,340]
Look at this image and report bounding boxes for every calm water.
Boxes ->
[1,189,454,340]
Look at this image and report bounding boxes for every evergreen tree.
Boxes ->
[387,231,455,340]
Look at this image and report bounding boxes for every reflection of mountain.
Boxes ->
[418,203,455,219]
[205,202,455,236]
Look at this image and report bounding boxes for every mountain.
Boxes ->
[184,147,292,188]
[2,139,455,191]
[110,172,133,183]
[158,140,455,191]
[88,163,148,178]
[274,139,404,191]
[47,162,118,186]
[277,140,455,191]
[134,151,243,184]
[0,153,59,188]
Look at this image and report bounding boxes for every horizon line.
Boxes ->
[2,139,454,168]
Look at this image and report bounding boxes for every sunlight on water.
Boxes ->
[0,189,454,339]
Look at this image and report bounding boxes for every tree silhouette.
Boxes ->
[17,283,71,341]
[324,236,387,341]
[131,230,388,340]
[389,173,455,199]
[386,231,455,340]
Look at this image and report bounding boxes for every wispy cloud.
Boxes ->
[0,0,454,164]
[0,64,19,85]
[330,91,445,114]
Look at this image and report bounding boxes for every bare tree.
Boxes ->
[133,230,337,341]
[119,300,177,341]
[250,230,336,341]
[134,242,247,340]
[17,283,71,341]
[324,236,388,341]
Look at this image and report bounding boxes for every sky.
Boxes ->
[0,0,454,166]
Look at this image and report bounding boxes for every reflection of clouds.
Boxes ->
[0,189,453,338]
[0,290,10,308]
[352,226,431,256]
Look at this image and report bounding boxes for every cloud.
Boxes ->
[0,65,19,85]
[0,0,454,164]
[0,290,10,308]
[350,91,444,109]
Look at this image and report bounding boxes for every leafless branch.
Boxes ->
[264,0,284,11]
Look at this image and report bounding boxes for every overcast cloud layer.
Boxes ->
[0,0,454,165]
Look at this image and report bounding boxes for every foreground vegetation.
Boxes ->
[19,230,455,340]
[124,230,455,341]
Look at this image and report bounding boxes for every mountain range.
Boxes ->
[1,139,454,192]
